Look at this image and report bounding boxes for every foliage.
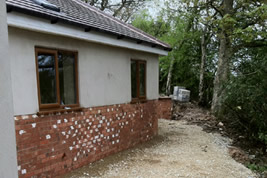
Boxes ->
[222,46,267,145]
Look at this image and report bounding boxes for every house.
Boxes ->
[1,0,172,177]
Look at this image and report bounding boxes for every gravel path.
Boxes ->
[64,119,256,178]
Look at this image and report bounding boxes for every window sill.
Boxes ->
[130,98,147,104]
[37,107,83,116]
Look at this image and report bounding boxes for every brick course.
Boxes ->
[15,100,160,177]
[157,97,173,120]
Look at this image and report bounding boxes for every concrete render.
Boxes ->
[8,27,160,115]
[0,2,18,178]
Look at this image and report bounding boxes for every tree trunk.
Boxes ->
[211,0,233,114]
[166,54,175,95]
[211,31,232,114]
[198,29,207,105]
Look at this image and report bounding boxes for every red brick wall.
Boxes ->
[14,100,158,177]
[157,97,173,120]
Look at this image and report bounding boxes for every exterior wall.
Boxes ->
[8,27,159,116]
[15,101,158,177]
[157,98,173,120]
[0,3,19,178]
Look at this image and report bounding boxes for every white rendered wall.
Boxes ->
[8,27,159,116]
[0,3,18,178]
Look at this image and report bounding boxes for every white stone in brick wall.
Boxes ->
[147,135,149,138]
[98,110,101,113]
[102,116,105,120]
[14,117,18,120]
[107,122,110,126]
[83,150,86,154]
[141,115,143,118]
[121,126,123,128]
[68,130,71,134]
[112,108,114,111]
[107,136,110,140]
[78,124,81,128]
[116,114,118,117]
[112,134,114,138]
[99,120,103,124]
[94,147,96,151]
[112,141,115,144]
[75,121,78,125]
[116,108,119,111]
[32,114,38,118]
[95,128,99,132]
[87,149,90,152]
[22,115,29,120]
[119,113,122,117]
[75,129,78,133]
[109,118,112,121]
[71,117,75,121]
[79,140,82,144]
[111,128,115,131]
[131,129,133,132]
[17,166,21,171]
[150,123,152,127]
[52,148,54,152]
[19,130,26,135]
[21,169,27,174]
[72,134,76,137]
[118,104,121,107]
[46,135,51,139]
[31,123,36,128]
[122,116,125,119]
[57,120,61,124]
[107,108,110,112]
[132,114,135,117]
[90,130,93,134]
[73,141,76,145]
[101,134,104,138]
[118,130,120,133]
[89,108,92,111]
[126,121,128,125]
[62,140,66,144]
[64,118,68,123]
[124,112,127,116]
[76,145,79,148]
[66,135,69,139]
[117,117,120,120]
[117,139,119,143]
[74,157,77,161]
[107,129,110,132]
[95,135,99,139]
[97,139,101,142]
[77,152,80,156]
[122,123,124,126]
[128,115,131,118]
[93,140,96,143]
[62,131,66,135]
[116,133,119,137]
[87,135,90,138]
[53,125,57,129]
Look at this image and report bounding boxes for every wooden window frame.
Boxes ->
[35,47,80,111]
[131,59,147,103]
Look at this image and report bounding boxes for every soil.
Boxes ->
[63,102,258,178]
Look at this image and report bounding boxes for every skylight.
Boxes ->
[32,0,60,12]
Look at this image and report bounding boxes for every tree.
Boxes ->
[207,0,267,114]
[81,0,148,22]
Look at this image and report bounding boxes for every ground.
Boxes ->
[64,103,257,178]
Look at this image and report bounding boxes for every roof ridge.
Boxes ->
[72,0,169,48]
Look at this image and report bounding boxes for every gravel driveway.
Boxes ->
[64,119,256,178]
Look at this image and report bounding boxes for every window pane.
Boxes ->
[38,53,57,104]
[139,63,146,97]
[131,61,137,98]
[58,52,77,105]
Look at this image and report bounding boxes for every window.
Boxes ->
[131,59,146,101]
[35,48,79,110]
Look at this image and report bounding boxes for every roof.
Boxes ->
[6,0,172,51]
